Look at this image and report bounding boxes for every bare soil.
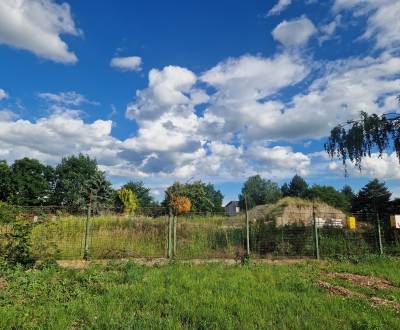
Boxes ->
[323,272,397,290]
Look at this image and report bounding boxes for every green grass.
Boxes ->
[0,257,400,329]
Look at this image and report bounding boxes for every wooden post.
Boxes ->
[313,200,320,260]
[83,194,92,260]
[167,209,172,258]
[245,194,250,256]
[377,213,384,255]
[173,215,177,258]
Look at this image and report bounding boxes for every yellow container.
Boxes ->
[346,216,356,230]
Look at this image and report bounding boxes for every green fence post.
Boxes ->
[83,204,91,260]
[376,213,384,255]
[313,201,320,260]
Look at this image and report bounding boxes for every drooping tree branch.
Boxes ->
[325,95,400,172]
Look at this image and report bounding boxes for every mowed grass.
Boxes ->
[0,257,400,329]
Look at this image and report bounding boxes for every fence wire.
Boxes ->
[2,206,400,260]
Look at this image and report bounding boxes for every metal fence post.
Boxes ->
[376,213,384,255]
[83,204,91,260]
[244,194,250,256]
[313,201,320,260]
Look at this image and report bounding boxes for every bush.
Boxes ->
[0,202,35,267]
[170,196,191,215]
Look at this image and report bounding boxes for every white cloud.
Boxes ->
[0,0,80,63]
[38,91,98,106]
[247,144,311,178]
[0,89,8,100]
[329,152,400,180]
[333,0,400,50]
[267,0,292,16]
[110,56,142,72]
[272,16,317,47]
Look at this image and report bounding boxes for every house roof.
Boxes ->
[225,201,239,208]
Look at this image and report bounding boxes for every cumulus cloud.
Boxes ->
[272,16,317,47]
[333,0,400,50]
[38,91,98,106]
[110,56,142,72]
[0,0,81,63]
[267,0,292,16]
[0,89,8,100]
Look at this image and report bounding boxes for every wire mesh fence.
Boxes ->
[2,206,400,261]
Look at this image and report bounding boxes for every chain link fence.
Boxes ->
[3,206,400,261]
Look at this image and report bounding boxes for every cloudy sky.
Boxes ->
[0,0,400,202]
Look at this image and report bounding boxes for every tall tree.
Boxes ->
[307,185,350,212]
[9,158,54,206]
[53,154,111,211]
[353,179,391,215]
[282,175,309,198]
[122,181,155,208]
[325,95,400,170]
[0,160,11,202]
[163,181,223,213]
[341,185,355,210]
[239,175,281,209]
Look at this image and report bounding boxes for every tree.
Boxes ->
[341,185,355,210]
[169,196,191,215]
[53,154,112,211]
[239,175,282,209]
[352,179,391,215]
[83,171,113,212]
[307,185,350,212]
[325,96,400,170]
[282,175,309,198]
[9,158,54,206]
[0,161,12,202]
[121,181,155,208]
[163,181,223,213]
[116,188,138,214]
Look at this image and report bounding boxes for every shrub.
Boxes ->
[117,189,138,214]
[0,202,35,266]
[170,196,191,215]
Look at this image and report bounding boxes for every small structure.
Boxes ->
[225,201,240,216]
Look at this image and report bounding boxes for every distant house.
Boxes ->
[225,201,240,216]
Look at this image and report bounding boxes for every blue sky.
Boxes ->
[0,0,400,203]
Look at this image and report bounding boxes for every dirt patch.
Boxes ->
[317,280,360,297]
[370,297,400,312]
[323,272,397,290]
[57,257,310,269]
[317,279,400,313]
[0,277,6,290]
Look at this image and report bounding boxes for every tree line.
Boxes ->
[239,174,400,215]
[0,155,224,213]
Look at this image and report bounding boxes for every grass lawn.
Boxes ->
[0,257,399,329]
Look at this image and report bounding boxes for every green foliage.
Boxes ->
[117,188,138,214]
[8,158,54,206]
[239,175,281,209]
[307,185,351,212]
[353,179,391,214]
[163,181,223,213]
[281,175,309,198]
[0,160,12,202]
[0,202,34,266]
[325,108,400,170]
[53,154,112,211]
[122,181,156,208]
